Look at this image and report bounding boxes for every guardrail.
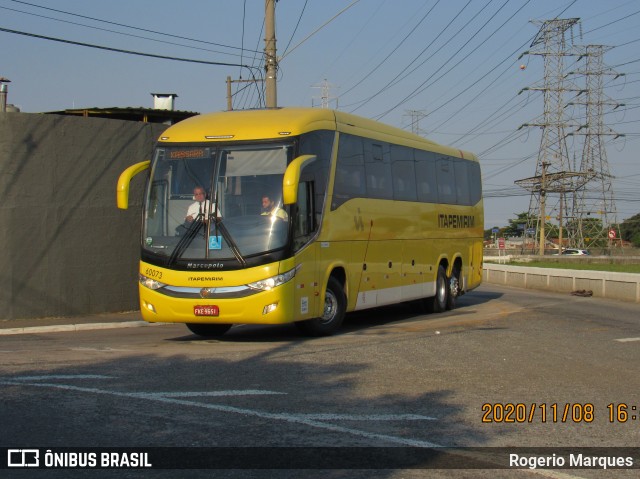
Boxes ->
[483,263,640,303]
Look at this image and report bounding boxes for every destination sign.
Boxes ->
[169,149,208,160]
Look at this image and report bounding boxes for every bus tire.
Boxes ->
[446,265,461,311]
[425,265,448,313]
[186,323,232,337]
[296,276,346,337]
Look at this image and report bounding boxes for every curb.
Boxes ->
[0,321,164,336]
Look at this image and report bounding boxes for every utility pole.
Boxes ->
[0,77,10,113]
[226,76,260,111]
[224,1,278,110]
[264,0,278,108]
[539,162,547,255]
[516,163,591,254]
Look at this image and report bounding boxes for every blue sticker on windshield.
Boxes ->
[209,235,222,250]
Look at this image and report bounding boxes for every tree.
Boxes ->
[620,213,640,247]
[503,212,535,237]
[484,227,497,241]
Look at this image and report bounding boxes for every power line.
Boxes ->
[341,0,444,100]
[279,0,362,62]
[281,0,309,58]
[581,7,640,36]
[0,4,246,59]
[347,0,474,111]
[7,0,257,54]
[236,20,266,110]
[428,36,537,136]
[375,0,531,120]
[0,26,260,73]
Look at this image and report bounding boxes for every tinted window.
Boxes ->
[333,134,481,207]
[333,134,365,209]
[468,161,482,205]
[299,130,334,219]
[454,159,471,205]
[436,156,457,204]
[364,139,392,199]
[391,145,417,201]
[415,149,438,203]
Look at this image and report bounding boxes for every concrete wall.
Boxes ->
[0,112,167,320]
[483,263,640,303]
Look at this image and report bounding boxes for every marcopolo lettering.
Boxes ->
[438,214,476,229]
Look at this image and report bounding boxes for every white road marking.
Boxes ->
[290,413,437,421]
[615,337,640,342]
[1,378,442,448]
[69,347,133,352]
[129,390,286,398]
[8,374,113,381]
[0,375,589,477]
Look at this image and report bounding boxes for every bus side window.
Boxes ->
[364,140,392,199]
[468,161,482,205]
[415,150,438,203]
[436,156,457,204]
[391,144,417,201]
[332,134,365,209]
[454,159,471,206]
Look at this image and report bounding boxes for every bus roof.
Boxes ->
[158,107,476,160]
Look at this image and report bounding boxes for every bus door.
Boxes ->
[292,180,320,320]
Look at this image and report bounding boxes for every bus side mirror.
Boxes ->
[282,155,316,205]
[116,160,150,209]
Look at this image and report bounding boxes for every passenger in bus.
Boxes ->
[261,194,288,221]
[176,186,219,235]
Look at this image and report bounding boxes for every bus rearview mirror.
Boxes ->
[116,160,150,209]
[282,155,316,205]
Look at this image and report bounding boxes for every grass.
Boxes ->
[504,261,640,274]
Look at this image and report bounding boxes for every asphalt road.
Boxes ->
[1,283,639,479]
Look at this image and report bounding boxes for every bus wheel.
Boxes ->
[446,266,461,311]
[186,323,232,337]
[296,276,346,337]
[425,265,448,313]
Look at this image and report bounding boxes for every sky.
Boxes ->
[1,0,639,227]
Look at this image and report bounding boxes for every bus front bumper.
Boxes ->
[139,282,295,325]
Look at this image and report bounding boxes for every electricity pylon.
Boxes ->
[311,79,339,109]
[569,44,624,248]
[403,110,428,136]
[516,18,584,255]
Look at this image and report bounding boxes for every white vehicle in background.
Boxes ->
[561,249,590,256]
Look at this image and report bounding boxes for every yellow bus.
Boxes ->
[117,107,483,336]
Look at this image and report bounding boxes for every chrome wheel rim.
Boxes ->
[449,275,459,298]
[320,290,338,324]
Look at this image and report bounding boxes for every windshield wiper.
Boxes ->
[209,218,247,268]
[168,215,204,265]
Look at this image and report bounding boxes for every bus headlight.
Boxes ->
[139,273,166,290]
[247,267,298,291]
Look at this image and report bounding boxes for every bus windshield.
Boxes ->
[143,143,294,266]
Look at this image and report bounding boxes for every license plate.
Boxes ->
[194,305,219,316]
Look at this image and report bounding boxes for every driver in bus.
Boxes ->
[176,186,219,235]
[261,194,288,221]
